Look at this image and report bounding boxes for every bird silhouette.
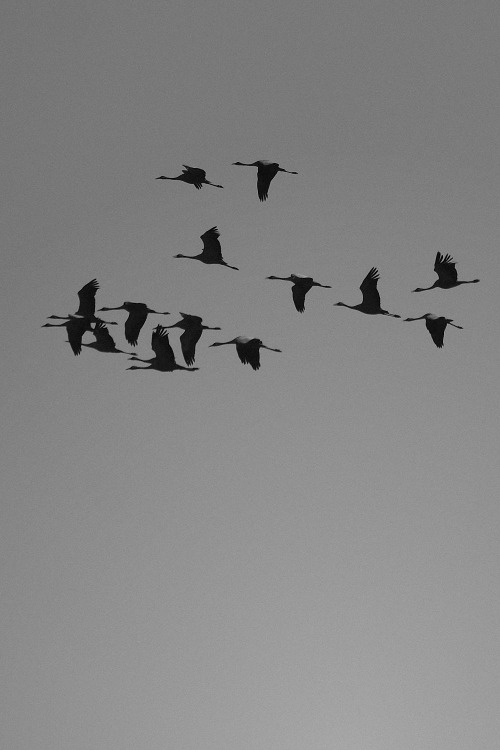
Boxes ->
[81,321,133,354]
[232,160,297,201]
[98,302,170,346]
[128,325,198,371]
[334,267,400,317]
[403,313,463,348]
[165,313,221,365]
[42,315,94,355]
[47,278,100,321]
[266,274,331,312]
[412,253,479,292]
[156,165,223,189]
[174,226,238,269]
[210,336,281,370]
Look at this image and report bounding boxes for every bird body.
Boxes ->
[165,313,221,365]
[98,302,170,346]
[412,253,479,292]
[210,336,281,370]
[335,268,400,317]
[128,325,198,371]
[232,160,297,201]
[403,313,463,348]
[156,165,223,189]
[267,273,331,312]
[174,226,238,269]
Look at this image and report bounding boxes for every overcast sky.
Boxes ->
[2,2,500,749]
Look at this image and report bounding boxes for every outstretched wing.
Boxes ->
[291,284,307,313]
[151,325,177,369]
[200,226,224,261]
[66,317,91,355]
[180,327,203,366]
[425,317,446,348]
[434,253,457,284]
[360,267,381,308]
[256,163,278,202]
[236,340,261,370]
[92,320,117,349]
[76,279,99,317]
[124,309,148,346]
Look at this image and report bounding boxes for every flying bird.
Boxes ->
[81,321,133,354]
[174,226,238,270]
[334,267,400,317]
[210,336,281,370]
[128,325,198,371]
[42,315,93,356]
[47,278,100,321]
[165,313,221,365]
[232,160,298,201]
[403,313,463,348]
[266,274,331,312]
[155,165,223,189]
[98,302,170,346]
[412,253,479,292]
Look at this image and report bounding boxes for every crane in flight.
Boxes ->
[165,314,221,365]
[334,268,400,318]
[156,165,223,189]
[403,313,463,348]
[412,253,479,292]
[232,160,297,201]
[266,273,331,312]
[210,336,281,370]
[174,226,238,270]
[128,325,199,372]
[98,302,170,346]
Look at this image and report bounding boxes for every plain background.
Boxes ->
[2,2,499,749]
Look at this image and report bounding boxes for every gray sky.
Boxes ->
[2,1,499,749]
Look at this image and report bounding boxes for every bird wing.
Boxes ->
[92,321,116,349]
[200,227,223,261]
[236,340,260,370]
[180,327,203,366]
[256,163,278,202]
[291,283,308,313]
[359,267,381,308]
[425,317,445,348]
[66,318,90,355]
[434,253,457,284]
[76,279,99,317]
[151,325,177,369]
[124,309,148,346]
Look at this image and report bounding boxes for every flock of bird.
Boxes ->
[44,161,479,370]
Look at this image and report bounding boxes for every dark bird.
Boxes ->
[98,302,170,346]
[232,160,298,201]
[334,267,400,317]
[165,313,221,365]
[266,273,331,312]
[156,165,223,189]
[82,321,133,354]
[174,226,238,270]
[128,325,198,371]
[47,278,100,321]
[403,313,463,348]
[42,315,93,356]
[209,336,281,370]
[412,253,479,292]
